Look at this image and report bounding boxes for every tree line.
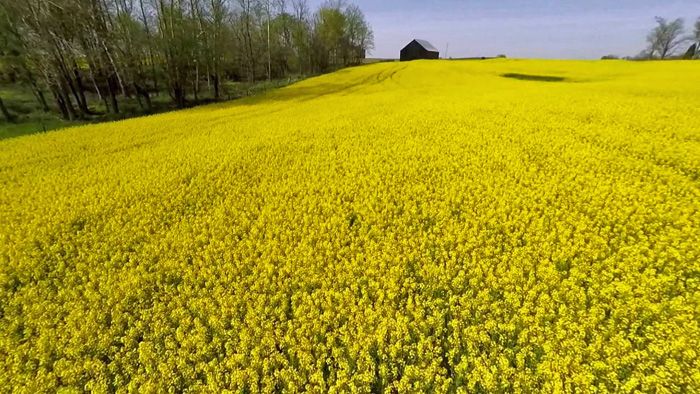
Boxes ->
[0,0,374,121]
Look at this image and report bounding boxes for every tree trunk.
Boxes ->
[24,69,51,112]
[207,64,211,95]
[151,62,159,96]
[173,81,186,108]
[90,70,103,102]
[139,0,159,96]
[194,62,199,102]
[58,80,78,120]
[245,14,256,82]
[101,89,111,113]
[73,62,91,114]
[35,88,50,113]
[102,41,127,98]
[107,75,120,114]
[213,74,220,100]
[66,74,87,116]
[134,83,152,110]
[51,88,70,120]
[53,52,87,117]
[94,69,112,113]
[29,83,51,113]
[0,97,16,123]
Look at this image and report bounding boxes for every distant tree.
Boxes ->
[632,49,653,60]
[290,0,313,73]
[601,55,619,60]
[683,43,696,59]
[646,17,686,59]
[343,4,373,65]
[314,4,347,71]
[496,54,506,58]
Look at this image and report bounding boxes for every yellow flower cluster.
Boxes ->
[1,59,700,393]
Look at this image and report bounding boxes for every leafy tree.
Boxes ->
[0,0,373,117]
[314,4,347,71]
[343,4,373,65]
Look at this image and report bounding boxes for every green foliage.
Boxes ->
[0,76,305,140]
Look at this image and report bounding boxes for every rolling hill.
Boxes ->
[2,59,700,393]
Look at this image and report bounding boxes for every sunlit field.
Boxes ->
[1,59,699,393]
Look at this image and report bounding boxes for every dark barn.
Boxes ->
[400,39,440,61]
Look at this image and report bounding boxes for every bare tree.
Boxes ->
[0,2,51,112]
[208,0,230,98]
[646,17,686,59]
[291,0,311,73]
[138,0,160,95]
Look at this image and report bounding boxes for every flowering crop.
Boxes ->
[1,59,700,393]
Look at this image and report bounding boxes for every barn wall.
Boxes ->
[400,42,422,61]
[400,41,439,61]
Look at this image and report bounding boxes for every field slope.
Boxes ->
[1,60,700,393]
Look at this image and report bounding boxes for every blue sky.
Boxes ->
[311,0,699,59]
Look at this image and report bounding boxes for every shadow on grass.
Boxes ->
[223,79,370,109]
[502,73,567,82]
[0,76,310,141]
[261,82,363,103]
[243,66,400,105]
[0,119,90,141]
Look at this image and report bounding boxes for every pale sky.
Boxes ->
[311,0,700,59]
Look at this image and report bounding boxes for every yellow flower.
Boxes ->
[1,59,699,393]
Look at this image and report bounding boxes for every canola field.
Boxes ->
[1,59,700,393]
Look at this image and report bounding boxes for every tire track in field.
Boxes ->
[386,64,409,88]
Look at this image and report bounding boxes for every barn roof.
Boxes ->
[413,39,439,52]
